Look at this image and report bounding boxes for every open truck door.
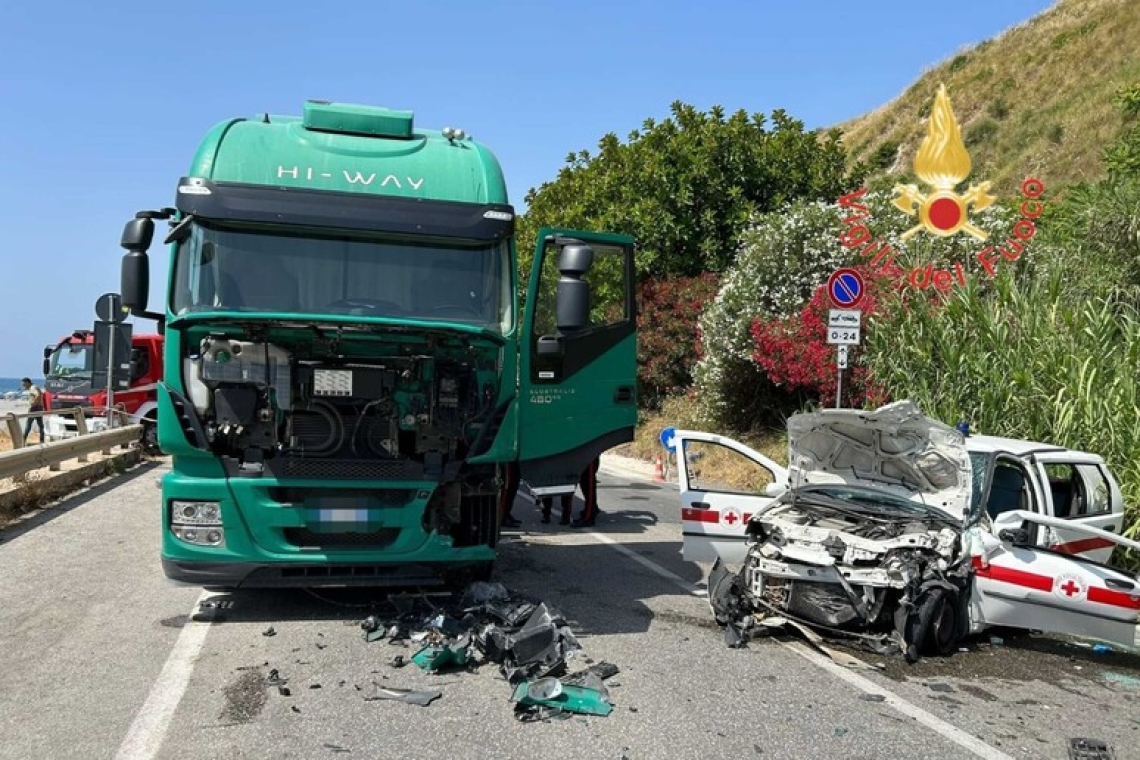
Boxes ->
[673,430,788,566]
[518,228,637,495]
[970,510,1140,649]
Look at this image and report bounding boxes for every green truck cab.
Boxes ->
[117,101,636,588]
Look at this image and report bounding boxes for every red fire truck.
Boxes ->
[43,330,163,452]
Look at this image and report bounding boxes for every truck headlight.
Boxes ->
[171,500,222,525]
[170,500,224,547]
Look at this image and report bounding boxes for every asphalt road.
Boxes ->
[1,459,1139,759]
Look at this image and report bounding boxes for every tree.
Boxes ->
[516,102,858,281]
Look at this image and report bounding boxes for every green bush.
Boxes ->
[864,272,1140,541]
[869,141,899,172]
[965,118,999,148]
[987,98,1010,121]
[693,189,1017,433]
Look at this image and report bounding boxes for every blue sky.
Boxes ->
[0,0,1054,376]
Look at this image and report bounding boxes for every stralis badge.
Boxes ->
[892,84,996,241]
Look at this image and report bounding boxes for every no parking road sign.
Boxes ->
[827,268,865,309]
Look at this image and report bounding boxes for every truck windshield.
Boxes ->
[171,223,512,332]
[49,345,93,379]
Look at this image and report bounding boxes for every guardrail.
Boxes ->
[2,406,140,480]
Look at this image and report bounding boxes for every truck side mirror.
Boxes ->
[42,357,51,376]
[120,217,155,312]
[555,244,594,333]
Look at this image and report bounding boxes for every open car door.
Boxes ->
[1033,451,1124,563]
[518,228,637,495]
[673,430,788,566]
[970,510,1140,648]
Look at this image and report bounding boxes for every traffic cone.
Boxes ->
[653,454,665,482]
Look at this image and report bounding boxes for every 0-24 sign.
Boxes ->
[827,308,862,345]
[827,326,861,345]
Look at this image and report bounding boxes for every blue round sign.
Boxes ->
[827,268,865,309]
[660,427,677,452]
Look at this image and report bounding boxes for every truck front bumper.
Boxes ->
[161,557,492,589]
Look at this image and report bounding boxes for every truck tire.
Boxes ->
[142,420,160,455]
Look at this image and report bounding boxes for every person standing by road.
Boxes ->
[21,377,45,444]
[540,492,573,525]
[570,456,601,528]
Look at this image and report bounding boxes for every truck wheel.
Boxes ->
[142,421,160,455]
[916,588,960,657]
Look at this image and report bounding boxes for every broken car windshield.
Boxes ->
[171,222,512,332]
[796,485,954,522]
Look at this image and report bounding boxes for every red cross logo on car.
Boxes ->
[721,508,742,528]
[1055,575,1084,599]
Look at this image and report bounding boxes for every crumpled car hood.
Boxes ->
[786,400,972,521]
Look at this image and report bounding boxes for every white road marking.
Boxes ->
[589,531,707,597]
[115,590,212,760]
[587,531,1014,760]
[782,642,1014,760]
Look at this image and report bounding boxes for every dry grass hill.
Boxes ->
[839,0,1140,194]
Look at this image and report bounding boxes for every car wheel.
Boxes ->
[917,588,960,657]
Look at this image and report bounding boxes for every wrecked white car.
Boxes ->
[673,401,1140,661]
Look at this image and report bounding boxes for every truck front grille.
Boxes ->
[267,458,428,481]
[283,527,401,549]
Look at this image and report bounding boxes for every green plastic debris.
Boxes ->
[511,680,613,717]
[412,643,470,672]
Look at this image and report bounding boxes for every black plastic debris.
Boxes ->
[562,661,619,686]
[1069,738,1116,760]
[349,582,605,719]
[859,693,887,703]
[491,602,583,684]
[323,743,350,753]
[263,626,277,637]
[364,685,442,707]
[191,599,231,623]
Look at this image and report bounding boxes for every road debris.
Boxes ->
[353,582,613,719]
[1068,738,1116,760]
[363,685,443,707]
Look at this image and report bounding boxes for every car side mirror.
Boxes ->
[998,528,1029,545]
[764,483,785,498]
